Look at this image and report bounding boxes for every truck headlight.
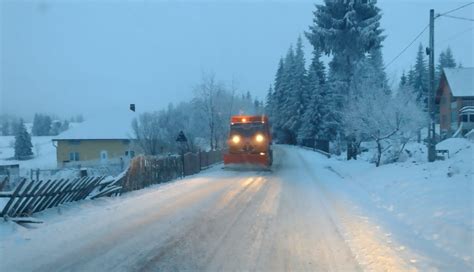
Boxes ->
[232,135,241,144]
[256,134,264,143]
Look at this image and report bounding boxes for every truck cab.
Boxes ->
[223,115,273,167]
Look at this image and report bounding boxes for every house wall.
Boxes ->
[56,139,135,167]
[439,83,452,134]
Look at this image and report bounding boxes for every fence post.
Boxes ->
[198,149,202,171]
[181,152,185,177]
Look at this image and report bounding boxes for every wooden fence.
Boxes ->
[0,150,223,220]
[0,176,105,219]
[100,150,224,195]
[0,176,8,191]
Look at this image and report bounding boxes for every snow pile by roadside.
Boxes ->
[357,141,428,164]
[323,138,473,269]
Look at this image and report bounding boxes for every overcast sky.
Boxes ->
[1,0,473,120]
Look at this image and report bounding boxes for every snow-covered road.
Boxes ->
[0,146,442,271]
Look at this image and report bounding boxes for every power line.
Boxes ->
[384,24,429,69]
[437,2,474,16]
[439,14,474,22]
[385,2,473,69]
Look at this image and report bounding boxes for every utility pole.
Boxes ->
[427,9,436,162]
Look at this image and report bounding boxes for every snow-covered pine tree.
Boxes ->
[282,37,307,144]
[407,66,415,86]
[32,113,53,136]
[299,49,326,144]
[413,43,428,110]
[399,71,408,88]
[14,119,33,160]
[1,119,9,136]
[275,47,296,143]
[271,58,286,139]
[368,48,389,95]
[306,0,384,140]
[436,47,457,82]
[265,85,274,118]
[350,48,389,99]
[32,113,41,136]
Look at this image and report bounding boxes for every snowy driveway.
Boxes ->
[2,146,426,271]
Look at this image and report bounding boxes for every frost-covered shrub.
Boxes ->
[343,82,427,166]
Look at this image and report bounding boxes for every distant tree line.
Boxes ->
[31,114,70,136]
[0,113,83,137]
[132,74,264,155]
[265,0,427,166]
[0,113,81,160]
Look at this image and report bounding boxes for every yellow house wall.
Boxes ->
[56,139,134,167]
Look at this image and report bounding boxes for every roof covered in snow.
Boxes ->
[444,67,474,97]
[53,112,137,140]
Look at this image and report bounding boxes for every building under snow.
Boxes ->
[52,113,137,168]
[436,67,474,138]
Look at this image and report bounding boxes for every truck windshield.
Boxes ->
[230,123,265,137]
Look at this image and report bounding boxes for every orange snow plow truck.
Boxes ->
[223,115,273,167]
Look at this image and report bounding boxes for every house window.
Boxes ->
[125,150,135,158]
[100,150,108,162]
[462,115,468,122]
[470,115,474,123]
[69,152,80,161]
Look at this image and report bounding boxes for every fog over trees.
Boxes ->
[132,74,263,155]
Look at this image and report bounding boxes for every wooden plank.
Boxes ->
[0,176,8,191]
[81,177,103,200]
[22,180,51,216]
[8,180,36,217]
[59,178,81,203]
[57,179,79,202]
[14,180,44,217]
[7,216,43,224]
[67,177,92,202]
[71,177,94,201]
[90,185,122,199]
[1,179,27,217]
[50,179,76,207]
[61,177,85,203]
[31,179,58,213]
[0,191,12,197]
[45,178,71,209]
[74,177,94,200]
[91,177,107,195]
[76,177,100,200]
[43,179,68,210]
[35,179,64,212]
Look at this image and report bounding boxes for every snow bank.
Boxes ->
[313,139,473,270]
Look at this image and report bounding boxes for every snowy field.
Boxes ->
[0,122,83,179]
[0,135,57,173]
[0,142,472,271]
